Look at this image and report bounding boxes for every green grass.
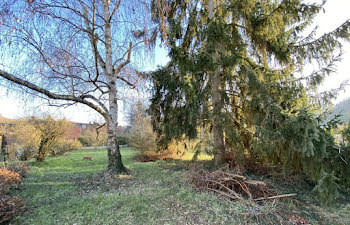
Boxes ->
[181,151,213,161]
[9,148,350,225]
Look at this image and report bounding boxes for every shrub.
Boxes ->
[118,136,128,146]
[0,196,26,224]
[11,119,40,161]
[16,146,37,161]
[6,145,18,161]
[0,168,21,195]
[127,101,156,157]
[128,114,157,158]
[5,162,30,178]
[31,116,70,162]
[78,136,94,147]
[0,164,28,223]
[51,139,82,156]
[128,100,190,161]
[0,163,28,223]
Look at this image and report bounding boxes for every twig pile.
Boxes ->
[188,165,276,201]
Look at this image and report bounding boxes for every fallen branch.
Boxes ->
[254,193,297,201]
[245,180,266,186]
[206,188,243,201]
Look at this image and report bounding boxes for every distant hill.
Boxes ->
[328,98,350,122]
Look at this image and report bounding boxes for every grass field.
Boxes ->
[9,148,350,225]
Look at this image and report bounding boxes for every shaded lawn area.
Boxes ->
[9,148,350,225]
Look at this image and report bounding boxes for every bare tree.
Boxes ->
[0,0,156,173]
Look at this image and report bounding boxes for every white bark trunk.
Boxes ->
[103,0,126,173]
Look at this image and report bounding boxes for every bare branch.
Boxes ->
[83,6,107,74]
[114,42,132,76]
[115,75,137,88]
[95,122,106,141]
[0,69,107,118]
[81,94,109,113]
[109,0,122,22]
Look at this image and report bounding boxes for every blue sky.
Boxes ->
[0,0,349,125]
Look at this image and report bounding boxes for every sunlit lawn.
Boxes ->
[10,148,350,225]
[181,151,213,161]
[10,148,230,225]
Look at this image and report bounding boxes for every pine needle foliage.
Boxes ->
[149,0,350,203]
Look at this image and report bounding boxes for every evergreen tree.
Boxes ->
[150,0,350,202]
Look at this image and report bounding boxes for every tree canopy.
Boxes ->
[149,0,350,203]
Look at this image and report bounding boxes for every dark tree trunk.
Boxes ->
[36,138,48,162]
[208,0,227,166]
[211,73,226,166]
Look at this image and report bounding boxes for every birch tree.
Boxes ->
[0,0,156,173]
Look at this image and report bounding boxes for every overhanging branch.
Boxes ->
[0,69,107,118]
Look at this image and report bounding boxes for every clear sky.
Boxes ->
[313,0,350,102]
[0,0,349,125]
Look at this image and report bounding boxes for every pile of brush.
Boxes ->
[188,165,295,201]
